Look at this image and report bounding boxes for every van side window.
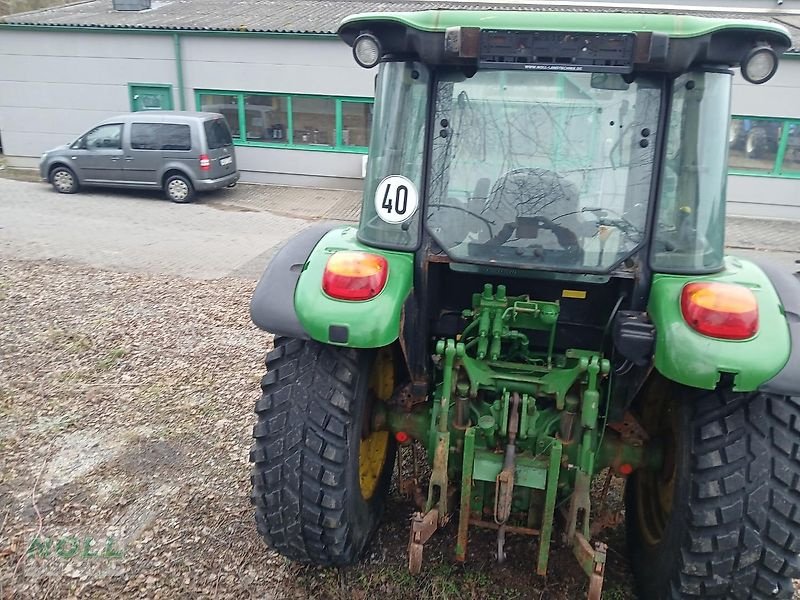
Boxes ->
[131,123,192,151]
[160,124,192,151]
[131,123,160,150]
[85,124,122,150]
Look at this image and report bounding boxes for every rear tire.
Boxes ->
[249,337,395,565]
[164,173,194,203]
[626,378,800,599]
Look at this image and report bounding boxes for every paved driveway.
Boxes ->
[0,180,310,280]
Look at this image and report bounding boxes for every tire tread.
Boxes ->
[249,336,379,565]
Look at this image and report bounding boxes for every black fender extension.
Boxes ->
[752,258,800,396]
[249,222,339,339]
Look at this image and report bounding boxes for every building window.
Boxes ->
[129,83,173,111]
[728,116,800,179]
[195,90,373,154]
[782,123,800,173]
[244,95,288,143]
[292,97,335,147]
[199,93,241,138]
[341,101,373,148]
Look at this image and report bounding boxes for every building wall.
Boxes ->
[0,28,798,212]
[0,30,175,161]
[180,36,372,189]
[0,29,373,188]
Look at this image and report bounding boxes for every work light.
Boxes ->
[741,45,779,84]
[353,33,382,69]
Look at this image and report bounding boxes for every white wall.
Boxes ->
[0,28,797,208]
[0,30,176,158]
[0,30,373,188]
[179,36,373,101]
[179,35,372,188]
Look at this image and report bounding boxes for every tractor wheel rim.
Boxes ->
[635,400,677,547]
[54,171,73,191]
[359,431,389,500]
[359,348,395,501]
[168,180,188,200]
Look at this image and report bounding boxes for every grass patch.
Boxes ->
[97,347,127,370]
[46,328,93,352]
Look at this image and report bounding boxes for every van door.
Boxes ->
[124,122,170,185]
[202,118,237,180]
[73,123,124,183]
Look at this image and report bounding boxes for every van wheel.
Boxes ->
[50,166,79,194]
[165,174,194,203]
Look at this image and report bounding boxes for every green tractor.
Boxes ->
[248,9,800,599]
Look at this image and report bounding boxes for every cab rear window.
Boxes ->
[204,118,233,149]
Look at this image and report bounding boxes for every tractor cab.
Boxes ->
[342,12,787,278]
[249,10,800,600]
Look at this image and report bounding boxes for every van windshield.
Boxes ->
[426,70,661,272]
[204,118,233,149]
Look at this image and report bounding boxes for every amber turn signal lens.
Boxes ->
[322,251,388,301]
[680,282,758,340]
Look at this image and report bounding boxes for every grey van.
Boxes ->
[39,112,239,203]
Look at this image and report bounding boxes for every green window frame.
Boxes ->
[728,115,800,179]
[194,90,373,154]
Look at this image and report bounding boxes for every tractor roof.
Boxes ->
[339,10,792,74]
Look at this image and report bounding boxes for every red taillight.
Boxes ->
[199,154,211,171]
[322,251,388,301]
[680,282,759,340]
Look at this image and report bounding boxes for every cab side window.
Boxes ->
[84,124,123,150]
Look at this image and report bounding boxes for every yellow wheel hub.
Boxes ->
[359,348,394,501]
[636,382,677,547]
[359,431,390,500]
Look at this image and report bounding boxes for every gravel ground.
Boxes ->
[4,256,796,600]
[0,257,643,599]
[0,258,290,598]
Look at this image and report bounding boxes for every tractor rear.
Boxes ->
[248,10,800,599]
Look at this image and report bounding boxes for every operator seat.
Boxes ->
[484,168,582,259]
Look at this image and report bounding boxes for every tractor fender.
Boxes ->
[249,222,339,338]
[647,256,791,392]
[293,226,415,348]
[749,258,800,396]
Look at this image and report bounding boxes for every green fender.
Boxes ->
[294,226,414,348]
[647,256,791,391]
